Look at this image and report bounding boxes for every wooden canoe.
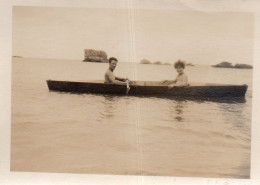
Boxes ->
[46,80,248,97]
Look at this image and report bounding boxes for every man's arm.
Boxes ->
[106,72,127,85]
[115,76,127,82]
[114,79,127,85]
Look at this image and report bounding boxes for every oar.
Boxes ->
[126,72,130,95]
[126,80,130,95]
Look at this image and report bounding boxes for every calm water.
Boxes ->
[11,58,252,178]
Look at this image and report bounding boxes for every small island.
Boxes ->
[139,59,195,66]
[186,62,194,66]
[83,49,108,63]
[212,61,253,69]
[12,56,23,58]
[153,61,162,65]
[233,63,253,69]
[140,59,152,64]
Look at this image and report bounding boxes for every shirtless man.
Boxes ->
[161,59,188,89]
[104,57,129,84]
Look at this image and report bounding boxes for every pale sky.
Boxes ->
[12,6,254,65]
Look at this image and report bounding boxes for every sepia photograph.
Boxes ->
[10,3,254,180]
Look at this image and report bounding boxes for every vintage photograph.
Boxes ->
[11,5,253,178]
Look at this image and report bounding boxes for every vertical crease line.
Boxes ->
[127,0,143,181]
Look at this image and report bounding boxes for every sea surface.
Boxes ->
[11,58,252,178]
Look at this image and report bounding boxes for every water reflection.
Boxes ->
[131,94,246,104]
[166,98,186,122]
[100,95,118,119]
[217,98,251,131]
[165,96,246,123]
[174,101,185,122]
[164,96,246,104]
[58,90,246,104]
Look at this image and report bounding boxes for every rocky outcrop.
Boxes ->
[212,61,252,69]
[153,61,162,65]
[140,59,151,64]
[212,62,233,68]
[186,62,194,66]
[83,49,108,63]
[233,64,253,69]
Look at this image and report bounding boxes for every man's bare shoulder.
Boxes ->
[105,69,113,76]
[105,69,110,74]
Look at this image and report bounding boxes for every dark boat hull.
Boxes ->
[46,80,248,97]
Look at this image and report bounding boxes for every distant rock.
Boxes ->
[234,63,253,69]
[140,59,151,64]
[212,61,252,69]
[12,56,23,58]
[186,62,194,66]
[212,61,233,68]
[83,49,108,63]
[153,61,162,65]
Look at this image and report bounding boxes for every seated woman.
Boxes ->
[161,59,188,89]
